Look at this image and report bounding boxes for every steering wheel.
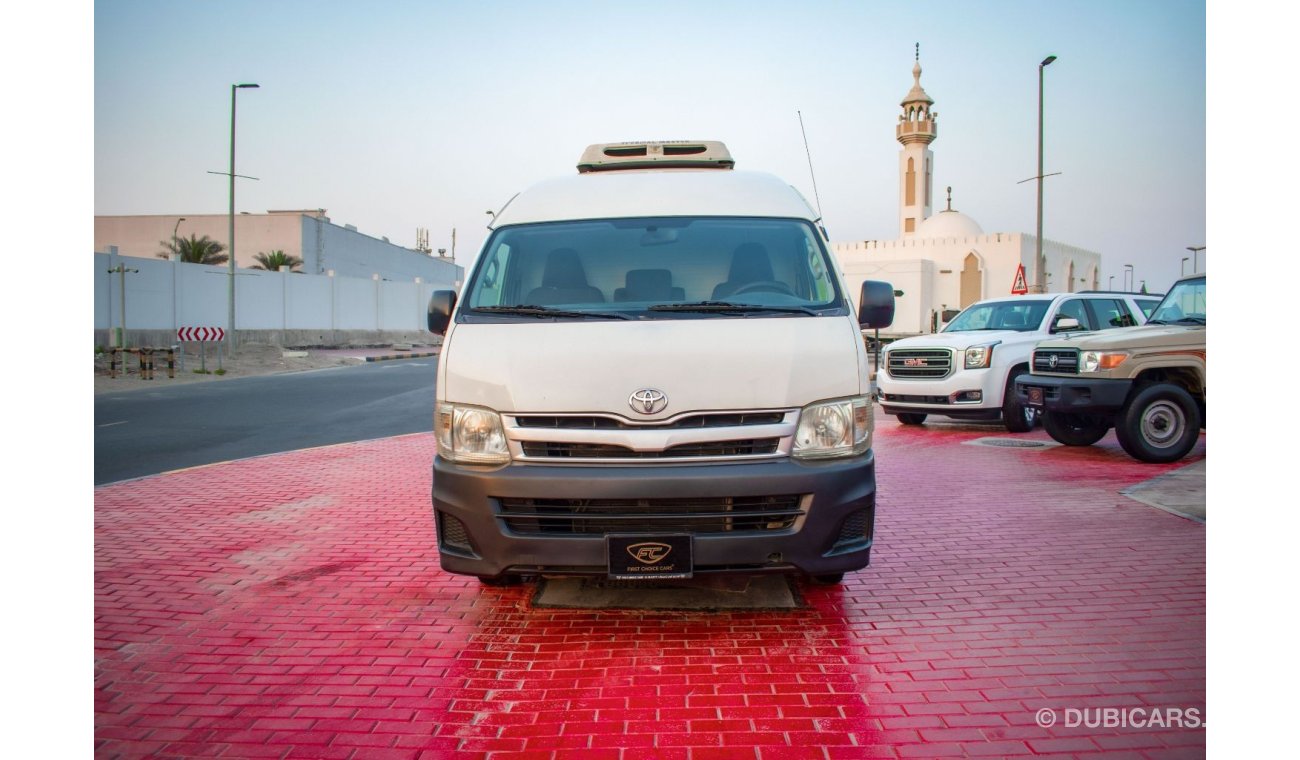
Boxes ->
[730,280,795,296]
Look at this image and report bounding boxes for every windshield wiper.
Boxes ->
[471,305,633,320]
[648,301,819,316]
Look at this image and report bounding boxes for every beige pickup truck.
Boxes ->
[1015,273,1205,463]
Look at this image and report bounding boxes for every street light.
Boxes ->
[228,82,259,352]
[1186,245,1205,274]
[1123,263,1134,291]
[1181,256,1189,276]
[1033,54,1057,293]
[1108,275,1115,290]
[172,217,186,257]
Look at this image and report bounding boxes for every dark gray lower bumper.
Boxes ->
[1015,374,1133,414]
[431,453,877,580]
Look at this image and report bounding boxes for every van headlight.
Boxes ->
[793,396,872,459]
[435,403,510,464]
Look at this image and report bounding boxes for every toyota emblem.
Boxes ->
[629,388,668,415]
[1048,354,1059,368]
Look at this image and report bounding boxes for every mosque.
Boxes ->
[831,52,1102,336]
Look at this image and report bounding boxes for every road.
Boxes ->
[94,360,437,484]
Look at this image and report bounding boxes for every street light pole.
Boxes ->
[1108,275,1115,290]
[1124,264,1134,292]
[1034,55,1057,294]
[1186,245,1205,274]
[172,217,186,256]
[1181,257,1189,276]
[228,83,259,353]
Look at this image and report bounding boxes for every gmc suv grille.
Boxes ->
[1033,349,1080,374]
[497,495,805,535]
[887,349,954,379]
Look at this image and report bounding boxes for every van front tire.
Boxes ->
[896,413,927,426]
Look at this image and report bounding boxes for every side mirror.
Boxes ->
[1051,316,1081,334]
[427,290,457,335]
[858,280,895,329]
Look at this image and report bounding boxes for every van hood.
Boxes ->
[440,317,865,417]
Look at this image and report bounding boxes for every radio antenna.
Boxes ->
[797,110,824,218]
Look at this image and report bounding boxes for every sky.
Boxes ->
[94,0,1205,292]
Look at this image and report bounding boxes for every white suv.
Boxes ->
[877,291,1161,432]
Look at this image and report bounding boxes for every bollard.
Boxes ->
[141,348,154,380]
[108,347,119,379]
[166,347,176,379]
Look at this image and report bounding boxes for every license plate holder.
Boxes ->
[607,534,693,580]
[1026,386,1045,407]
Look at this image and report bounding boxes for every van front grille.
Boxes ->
[521,439,779,459]
[497,495,805,535]
[514,412,786,430]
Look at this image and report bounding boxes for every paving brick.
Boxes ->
[95,422,1205,757]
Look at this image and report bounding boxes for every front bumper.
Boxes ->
[431,453,877,580]
[877,366,1005,420]
[1015,374,1133,414]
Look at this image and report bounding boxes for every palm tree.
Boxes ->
[251,250,304,272]
[158,234,229,265]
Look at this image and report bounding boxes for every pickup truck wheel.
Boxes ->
[1115,383,1202,463]
[1042,410,1110,446]
[1002,370,1037,433]
[896,413,927,425]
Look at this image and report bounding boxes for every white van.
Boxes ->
[427,140,895,586]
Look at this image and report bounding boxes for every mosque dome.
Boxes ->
[917,209,984,238]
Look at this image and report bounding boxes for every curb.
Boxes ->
[364,351,440,362]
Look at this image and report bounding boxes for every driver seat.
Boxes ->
[712,242,775,300]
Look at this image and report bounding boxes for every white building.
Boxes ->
[832,53,1101,336]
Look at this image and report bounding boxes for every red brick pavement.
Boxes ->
[95,418,1206,759]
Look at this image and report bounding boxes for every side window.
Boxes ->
[1135,298,1160,319]
[804,238,834,302]
[471,243,512,306]
[1052,299,1093,332]
[1087,298,1137,328]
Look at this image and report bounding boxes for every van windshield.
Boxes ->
[462,217,845,320]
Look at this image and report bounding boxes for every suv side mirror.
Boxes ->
[858,281,896,329]
[427,290,457,335]
[1051,316,1081,334]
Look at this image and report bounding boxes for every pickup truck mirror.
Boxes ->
[858,281,896,329]
[1051,316,1081,334]
[427,290,457,335]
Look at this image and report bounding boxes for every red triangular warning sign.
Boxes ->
[1011,263,1029,295]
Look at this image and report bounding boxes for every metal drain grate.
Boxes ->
[963,437,1060,450]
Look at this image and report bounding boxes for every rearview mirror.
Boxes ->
[858,281,896,329]
[427,290,457,335]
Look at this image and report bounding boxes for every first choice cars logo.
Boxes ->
[627,542,673,565]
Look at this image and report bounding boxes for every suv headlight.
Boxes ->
[1080,351,1128,373]
[793,396,872,459]
[964,341,1000,369]
[435,403,510,464]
